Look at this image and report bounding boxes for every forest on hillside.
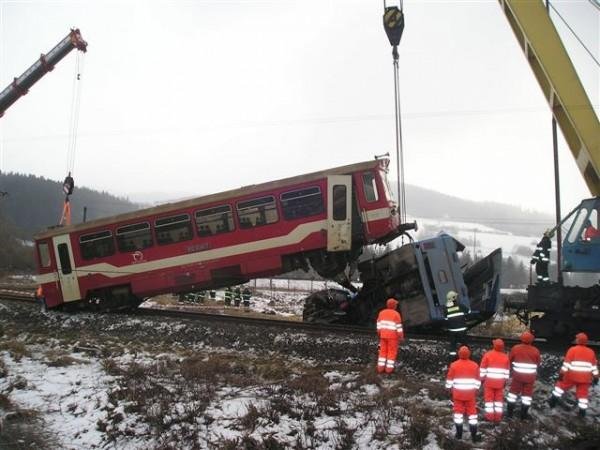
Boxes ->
[0,173,140,271]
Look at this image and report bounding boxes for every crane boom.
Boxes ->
[0,28,87,118]
[499,0,600,196]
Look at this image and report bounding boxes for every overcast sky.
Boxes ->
[0,0,598,216]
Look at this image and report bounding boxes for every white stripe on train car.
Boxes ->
[36,208,392,285]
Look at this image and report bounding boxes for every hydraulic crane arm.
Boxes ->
[0,28,87,118]
[499,0,600,196]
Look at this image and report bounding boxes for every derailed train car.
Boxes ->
[303,233,502,331]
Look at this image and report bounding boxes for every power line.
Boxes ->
[549,1,600,68]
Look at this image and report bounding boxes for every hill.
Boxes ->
[0,172,140,239]
[404,184,553,237]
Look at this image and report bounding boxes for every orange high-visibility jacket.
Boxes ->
[509,343,541,383]
[480,349,510,389]
[560,345,599,384]
[446,359,481,401]
[376,308,404,340]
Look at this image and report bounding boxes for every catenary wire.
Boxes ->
[549,1,600,67]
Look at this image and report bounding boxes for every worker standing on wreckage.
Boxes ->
[530,229,552,284]
[444,290,468,358]
[375,298,404,374]
[549,332,599,417]
[446,345,481,442]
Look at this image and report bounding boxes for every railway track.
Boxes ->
[0,286,590,352]
[0,286,36,302]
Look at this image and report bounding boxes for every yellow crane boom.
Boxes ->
[499,0,600,195]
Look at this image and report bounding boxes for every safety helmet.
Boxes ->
[446,290,458,306]
[492,338,505,352]
[520,331,535,344]
[386,298,398,310]
[458,345,471,360]
[576,332,588,345]
[543,228,553,237]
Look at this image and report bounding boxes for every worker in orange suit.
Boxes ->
[446,345,481,442]
[549,332,599,417]
[479,338,510,423]
[376,298,404,374]
[507,331,541,420]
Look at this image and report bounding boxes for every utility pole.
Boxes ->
[546,0,563,284]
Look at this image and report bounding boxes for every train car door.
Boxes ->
[52,234,81,302]
[327,175,352,251]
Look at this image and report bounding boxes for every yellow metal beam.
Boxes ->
[499,0,600,195]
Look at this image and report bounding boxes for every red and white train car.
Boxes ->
[34,158,404,310]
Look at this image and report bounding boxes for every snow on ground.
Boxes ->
[1,300,599,449]
[0,350,111,448]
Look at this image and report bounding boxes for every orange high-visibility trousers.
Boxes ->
[483,386,504,422]
[377,338,399,373]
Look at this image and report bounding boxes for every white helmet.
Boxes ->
[446,290,458,305]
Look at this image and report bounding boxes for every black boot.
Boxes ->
[578,408,586,418]
[454,424,463,439]
[470,425,481,443]
[507,402,515,417]
[548,395,558,408]
[520,405,530,420]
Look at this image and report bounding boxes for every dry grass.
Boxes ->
[471,314,527,338]
[0,340,30,362]
[44,349,85,367]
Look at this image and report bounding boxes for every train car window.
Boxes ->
[155,214,193,245]
[116,222,153,252]
[362,172,379,202]
[332,185,347,221]
[57,244,72,275]
[280,187,324,220]
[80,231,115,260]
[438,270,448,284]
[237,196,278,228]
[380,169,393,201]
[37,242,52,268]
[195,205,235,236]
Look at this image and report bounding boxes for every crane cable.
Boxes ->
[383,1,407,227]
[66,51,84,175]
[59,52,84,226]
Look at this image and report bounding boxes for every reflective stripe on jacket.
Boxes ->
[480,349,510,389]
[446,359,481,401]
[376,309,404,340]
[445,304,467,332]
[560,345,599,384]
[509,343,541,382]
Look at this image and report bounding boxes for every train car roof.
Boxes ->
[35,158,386,240]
